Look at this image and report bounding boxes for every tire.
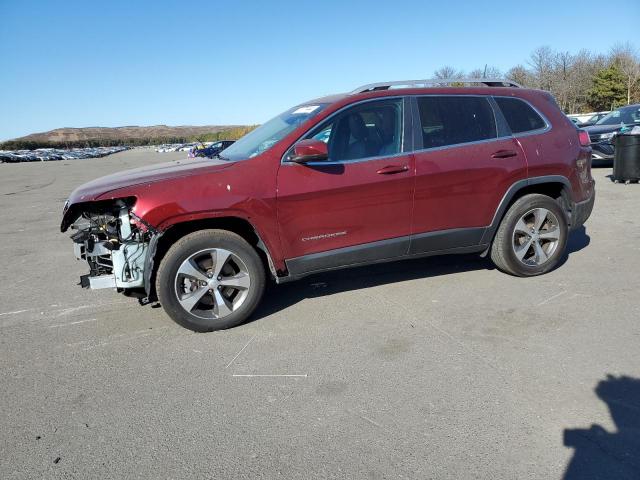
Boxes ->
[490,194,568,277]
[156,229,266,332]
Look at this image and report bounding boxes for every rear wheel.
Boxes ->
[490,194,568,277]
[156,230,265,332]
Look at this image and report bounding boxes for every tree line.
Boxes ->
[0,125,258,151]
[433,42,640,113]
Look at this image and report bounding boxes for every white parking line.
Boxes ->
[0,309,31,316]
[54,305,94,317]
[232,374,308,378]
[0,300,130,324]
[356,413,389,432]
[82,333,153,351]
[225,336,256,369]
[536,291,567,306]
[81,328,169,351]
[48,318,98,328]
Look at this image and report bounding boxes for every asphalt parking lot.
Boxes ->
[1,150,639,479]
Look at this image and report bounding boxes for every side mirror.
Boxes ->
[289,139,328,163]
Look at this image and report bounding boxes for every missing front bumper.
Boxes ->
[71,207,149,290]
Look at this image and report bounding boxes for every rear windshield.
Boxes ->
[494,97,547,134]
[220,104,329,161]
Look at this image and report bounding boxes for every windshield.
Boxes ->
[220,103,329,161]
[595,105,640,126]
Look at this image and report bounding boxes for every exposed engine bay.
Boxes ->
[68,199,152,291]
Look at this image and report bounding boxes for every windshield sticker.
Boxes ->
[292,105,320,115]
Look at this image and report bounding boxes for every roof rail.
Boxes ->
[350,78,523,94]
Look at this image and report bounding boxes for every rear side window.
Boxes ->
[494,97,547,134]
[416,96,497,148]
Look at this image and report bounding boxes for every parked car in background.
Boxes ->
[567,111,609,125]
[179,143,197,152]
[61,78,594,332]
[189,140,235,158]
[0,146,129,163]
[578,112,608,127]
[583,104,640,162]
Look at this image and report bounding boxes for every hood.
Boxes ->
[582,124,622,135]
[66,157,234,204]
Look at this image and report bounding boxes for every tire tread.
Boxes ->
[490,194,568,277]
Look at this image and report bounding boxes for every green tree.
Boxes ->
[587,65,627,110]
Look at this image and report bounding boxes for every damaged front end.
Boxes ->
[63,198,155,292]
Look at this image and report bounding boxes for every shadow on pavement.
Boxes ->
[253,226,590,321]
[565,225,590,256]
[591,159,613,169]
[254,253,493,320]
[563,375,640,479]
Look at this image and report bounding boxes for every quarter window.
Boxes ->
[303,99,403,161]
[494,97,547,134]
[416,96,497,148]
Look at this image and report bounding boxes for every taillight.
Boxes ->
[575,131,592,182]
[578,130,591,146]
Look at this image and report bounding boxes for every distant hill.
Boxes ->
[1,125,256,149]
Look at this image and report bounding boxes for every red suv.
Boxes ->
[61,79,595,332]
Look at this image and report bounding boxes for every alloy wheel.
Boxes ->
[512,208,561,266]
[174,248,251,320]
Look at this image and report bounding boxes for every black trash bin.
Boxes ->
[613,133,640,182]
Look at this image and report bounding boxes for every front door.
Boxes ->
[276,98,414,275]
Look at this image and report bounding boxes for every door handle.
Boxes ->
[376,165,409,175]
[491,150,518,159]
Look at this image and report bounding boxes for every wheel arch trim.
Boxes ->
[481,175,573,245]
[143,215,279,297]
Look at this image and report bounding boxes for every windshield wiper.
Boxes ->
[211,152,231,161]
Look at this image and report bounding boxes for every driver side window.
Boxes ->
[305,99,403,162]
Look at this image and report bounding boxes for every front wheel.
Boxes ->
[156,230,266,332]
[490,194,568,277]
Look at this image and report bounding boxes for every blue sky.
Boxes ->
[0,0,638,140]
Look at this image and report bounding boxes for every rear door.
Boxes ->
[276,97,415,274]
[410,95,527,254]
[492,95,553,178]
